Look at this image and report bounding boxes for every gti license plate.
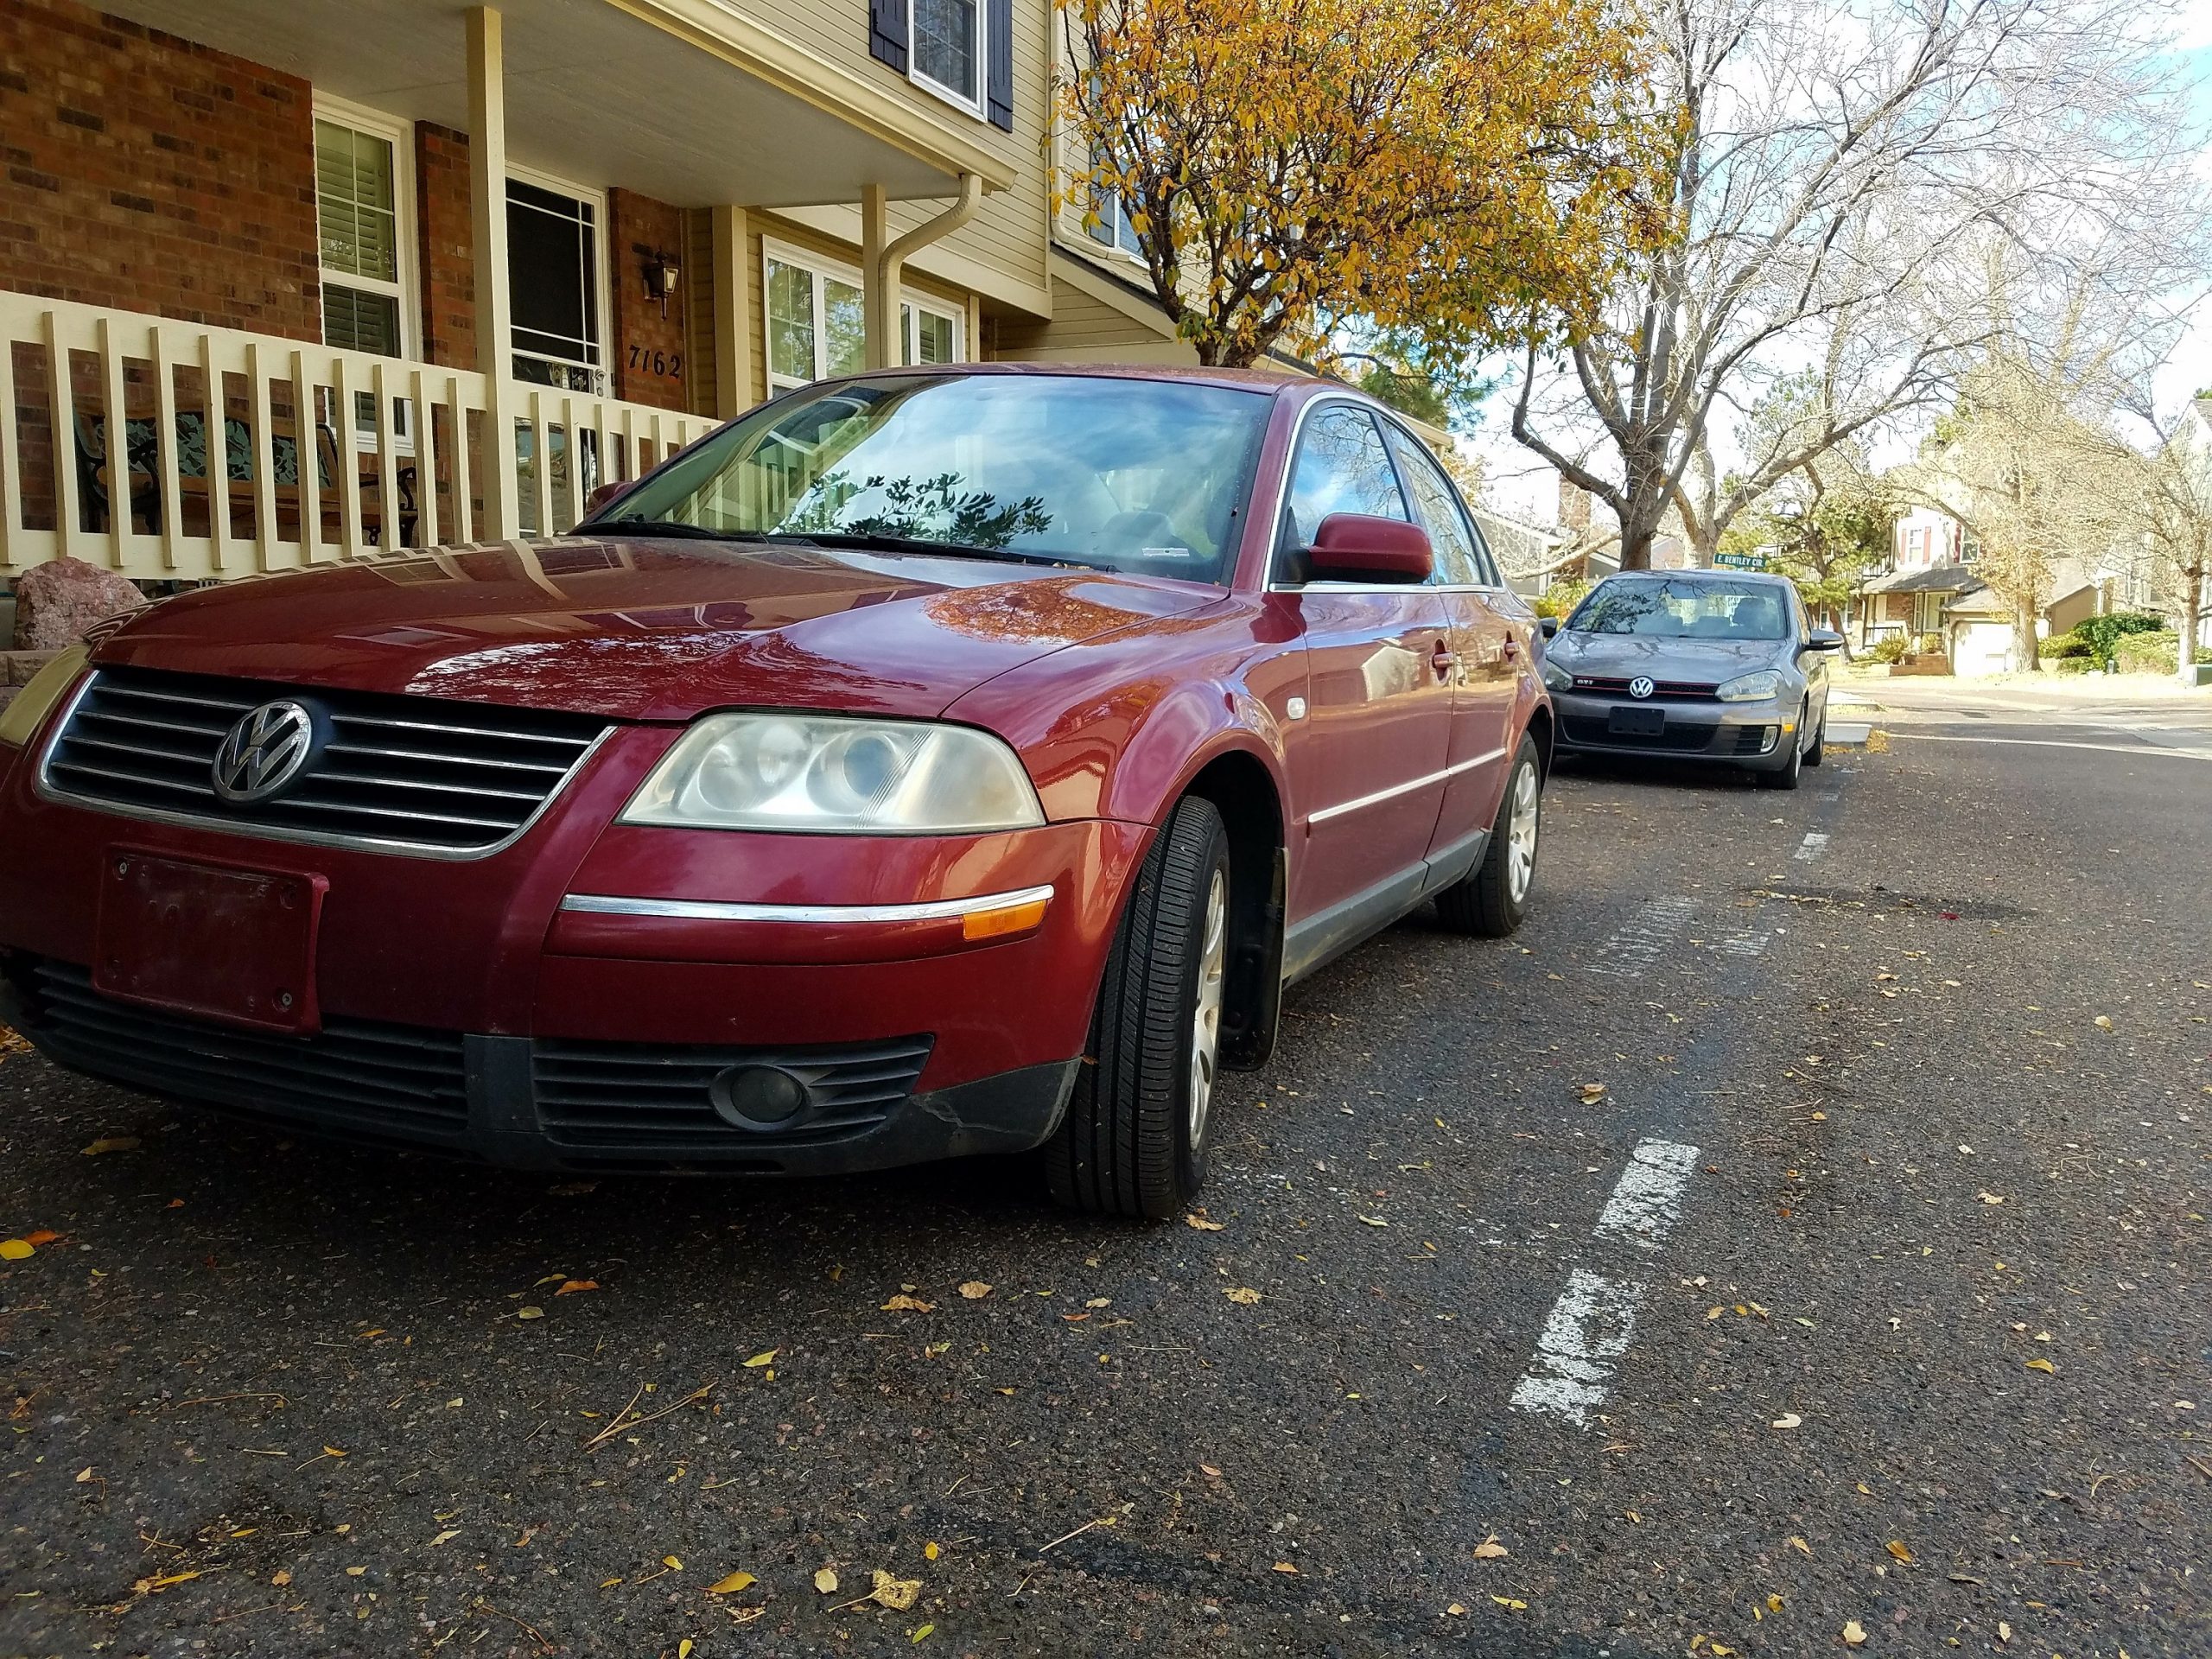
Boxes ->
[92,851,327,1033]
[1608,705,1665,737]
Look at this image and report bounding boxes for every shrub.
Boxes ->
[2038,633,2090,659]
[1914,632,1945,656]
[2074,611,2164,668]
[1869,634,1909,664]
[2113,629,2183,675]
[1533,575,1591,620]
[2050,655,2094,674]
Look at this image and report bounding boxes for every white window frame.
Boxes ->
[907,0,987,120]
[313,96,420,454]
[505,162,612,397]
[761,239,966,391]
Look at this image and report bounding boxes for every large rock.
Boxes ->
[10,558,146,651]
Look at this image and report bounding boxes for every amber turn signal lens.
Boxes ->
[961,895,1051,942]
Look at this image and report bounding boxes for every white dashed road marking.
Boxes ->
[1592,1138,1702,1251]
[1715,930,1770,960]
[1511,1137,1702,1424]
[1509,1269,1646,1425]
[1589,895,1700,979]
[1793,832,1829,861]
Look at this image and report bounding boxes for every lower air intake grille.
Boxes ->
[533,1034,935,1153]
[41,666,607,855]
[21,961,469,1141]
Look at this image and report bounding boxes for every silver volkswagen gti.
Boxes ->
[1540,570,1843,790]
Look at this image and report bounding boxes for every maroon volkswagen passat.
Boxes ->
[0,367,1550,1216]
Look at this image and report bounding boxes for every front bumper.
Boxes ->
[1552,690,1788,766]
[0,713,1149,1173]
[0,953,1079,1172]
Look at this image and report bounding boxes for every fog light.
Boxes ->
[710,1064,809,1128]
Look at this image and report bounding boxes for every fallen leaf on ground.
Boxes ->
[880,1295,935,1313]
[429,1529,461,1547]
[2024,1357,2056,1374]
[1997,1619,2012,1642]
[663,1555,683,1571]
[1473,1536,1508,1559]
[23,1230,60,1247]
[1084,1297,1110,1308]
[868,1569,921,1610]
[2094,1015,2113,1030]
[1491,1595,1528,1610]
[1272,1561,1300,1574]
[814,1567,840,1593]
[677,1642,693,1659]
[1579,1083,1607,1102]
[82,1136,141,1155]
[1886,1540,1913,1562]
[743,1350,778,1368]
[1224,1287,1262,1306]
[708,1570,756,1594]
[1842,1619,1867,1645]
[556,1279,600,1295]
[957,1281,993,1299]
[1770,1413,1802,1430]
[911,1624,934,1643]
[1446,1602,1465,1616]
[924,1541,939,1561]
[1185,1213,1225,1231]
[0,1239,32,1261]
[1976,1192,2005,1205]
[1788,1535,1812,1555]
[270,1569,291,1586]
[1357,1215,1388,1227]
[516,1306,544,1320]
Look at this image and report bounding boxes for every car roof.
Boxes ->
[802,360,1346,401]
[1602,568,1792,586]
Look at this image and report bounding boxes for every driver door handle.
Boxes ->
[1431,639,1456,679]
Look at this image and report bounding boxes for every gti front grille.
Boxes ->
[533,1034,936,1152]
[1567,676,1718,700]
[41,667,607,855]
[19,960,469,1140]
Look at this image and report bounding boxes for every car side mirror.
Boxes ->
[1539,615,1560,639]
[1806,628,1846,652]
[1294,513,1433,585]
[583,479,637,518]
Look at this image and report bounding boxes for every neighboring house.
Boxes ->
[0,0,1187,587]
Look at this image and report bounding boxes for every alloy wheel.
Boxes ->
[1505,761,1540,903]
[1189,868,1229,1148]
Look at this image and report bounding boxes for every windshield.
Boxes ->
[1568,577,1790,641]
[591,373,1273,582]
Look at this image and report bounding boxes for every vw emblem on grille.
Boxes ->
[212,701,315,804]
[1628,676,1656,700]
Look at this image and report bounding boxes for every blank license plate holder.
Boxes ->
[92,850,327,1033]
[1607,705,1666,738]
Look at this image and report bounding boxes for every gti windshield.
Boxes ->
[1568,577,1790,641]
[590,373,1273,582]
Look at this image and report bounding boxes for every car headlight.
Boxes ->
[1715,670,1783,702]
[621,713,1045,835]
[1540,658,1573,692]
[0,644,89,748]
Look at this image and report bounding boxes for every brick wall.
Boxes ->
[0,0,319,338]
[608,188,690,411]
[415,123,473,371]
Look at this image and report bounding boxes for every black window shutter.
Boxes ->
[870,0,907,73]
[986,0,1014,130]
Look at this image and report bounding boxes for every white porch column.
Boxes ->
[467,5,520,537]
[860,184,894,372]
[710,206,753,416]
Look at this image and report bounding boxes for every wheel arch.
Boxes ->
[1174,746,1286,1071]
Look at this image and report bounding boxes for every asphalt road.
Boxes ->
[3,683,2208,1658]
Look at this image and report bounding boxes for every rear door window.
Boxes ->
[1381,423,1481,587]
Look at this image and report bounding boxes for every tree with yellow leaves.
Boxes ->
[1057,0,1662,370]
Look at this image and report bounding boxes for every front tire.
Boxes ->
[1046,796,1230,1217]
[1804,709,1826,767]
[1757,708,1806,791]
[1436,734,1541,938]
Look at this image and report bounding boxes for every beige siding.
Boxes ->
[735,0,1051,308]
[998,267,1195,364]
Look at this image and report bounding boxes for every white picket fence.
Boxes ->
[0,292,717,580]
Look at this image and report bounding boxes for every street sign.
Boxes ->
[1714,551,1768,570]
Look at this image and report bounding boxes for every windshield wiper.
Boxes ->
[771,531,1084,569]
[579,517,779,543]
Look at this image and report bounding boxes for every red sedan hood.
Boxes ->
[95,537,1217,721]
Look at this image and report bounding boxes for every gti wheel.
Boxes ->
[1436,734,1541,938]
[1804,711,1826,767]
[1046,796,1230,1217]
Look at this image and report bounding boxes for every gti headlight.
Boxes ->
[621,713,1045,834]
[1716,670,1783,702]
[0,644,89,748]
[1540,658,1573,692]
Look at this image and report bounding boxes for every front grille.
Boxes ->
[533,1034,935,1153]
[19,960,469,1141]
[42,667,607,855]
[1567,676,1718,700]
[1564,715,1720,753]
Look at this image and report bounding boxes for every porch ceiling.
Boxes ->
[100,0,1012,207]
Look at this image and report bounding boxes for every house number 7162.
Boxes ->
[628,346,682,378]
